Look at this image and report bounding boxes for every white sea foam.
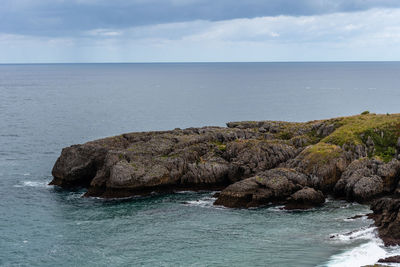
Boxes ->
[330,227,377,242]
[175,190,197,194]
[326,227,400,267]
[14,181,50,188]
[326,240,387,267]
[183,197,217,208]
[267,205,285,212]
[343,214,368,222]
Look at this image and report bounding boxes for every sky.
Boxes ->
[1,0,400,63]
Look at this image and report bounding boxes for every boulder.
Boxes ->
[334,158,400,202]
[285,187,325,210]
[214,168,309,208]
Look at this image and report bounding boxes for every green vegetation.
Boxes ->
[303,142,343,165]
[278,131,293,140]
[255,175,263,183]
[361,110,370,115]
[362,128,398,162]
[322,113,400,162]
[211,141,227,152]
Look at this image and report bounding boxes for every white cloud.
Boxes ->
[86,29,122,37]
[80,8,400,46]
[1,8,400,62]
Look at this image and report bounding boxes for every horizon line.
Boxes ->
[1,60,400,65]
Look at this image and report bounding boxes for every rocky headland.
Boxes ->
[50,113,400,247]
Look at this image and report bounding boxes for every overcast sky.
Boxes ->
[1,0,400,63]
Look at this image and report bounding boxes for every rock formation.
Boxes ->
[50,113,400,246]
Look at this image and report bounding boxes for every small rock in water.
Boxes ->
[347,214,365,220]
[378,255,400,263]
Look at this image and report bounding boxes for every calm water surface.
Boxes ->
[1,62,400,266]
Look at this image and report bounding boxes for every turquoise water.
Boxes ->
[1,62,400,266]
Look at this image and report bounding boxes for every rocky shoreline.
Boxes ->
[50,113,400,248]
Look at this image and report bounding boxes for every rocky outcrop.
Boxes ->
[370,197,400,246]
[285,187,325,210]
[51,126,300,198]
[378,256,400,263]
[283,142,350,192]
[334,159,400,202]
[213,168,310,208]
[50,113,400,245]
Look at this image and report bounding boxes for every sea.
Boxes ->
[1,62,400,267]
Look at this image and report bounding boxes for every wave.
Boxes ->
[329,227,376,242]
[326,240,387,267]
[326,227,400,267]
[182,196,219,208]
[14,180,50,188]
[343,214,368,222]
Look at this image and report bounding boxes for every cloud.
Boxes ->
[1,8,400,63]
[0,9,400,63]
[79,8,400,45]
[86,29,122,37]
[2,0,400,37]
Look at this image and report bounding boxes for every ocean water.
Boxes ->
[1,62,400,266]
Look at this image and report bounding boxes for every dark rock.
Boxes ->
[334,158,400,202]
[212,192,220,198]
[48,114,400,261]
[50,125,302,198]
[370,197,400,246]
[285,187,325,210]
[378,255,400,263]
[50,145,108,188]
[224,139,298,180]
[347,214,366,220]
[213,177,270,208]
[284,143,349,192]
[214,168,309,208]
[50,114,400,206]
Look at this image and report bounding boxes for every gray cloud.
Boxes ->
[2,8,400,63]
[1,0,400,36]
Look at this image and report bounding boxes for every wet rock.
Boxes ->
[213,177,270,208]
[370,197,400,246]
[285,187,325,210]
[378,255,400,263]
[50,145,107,188]
[347,214,366,220]
[214,168,308,208]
